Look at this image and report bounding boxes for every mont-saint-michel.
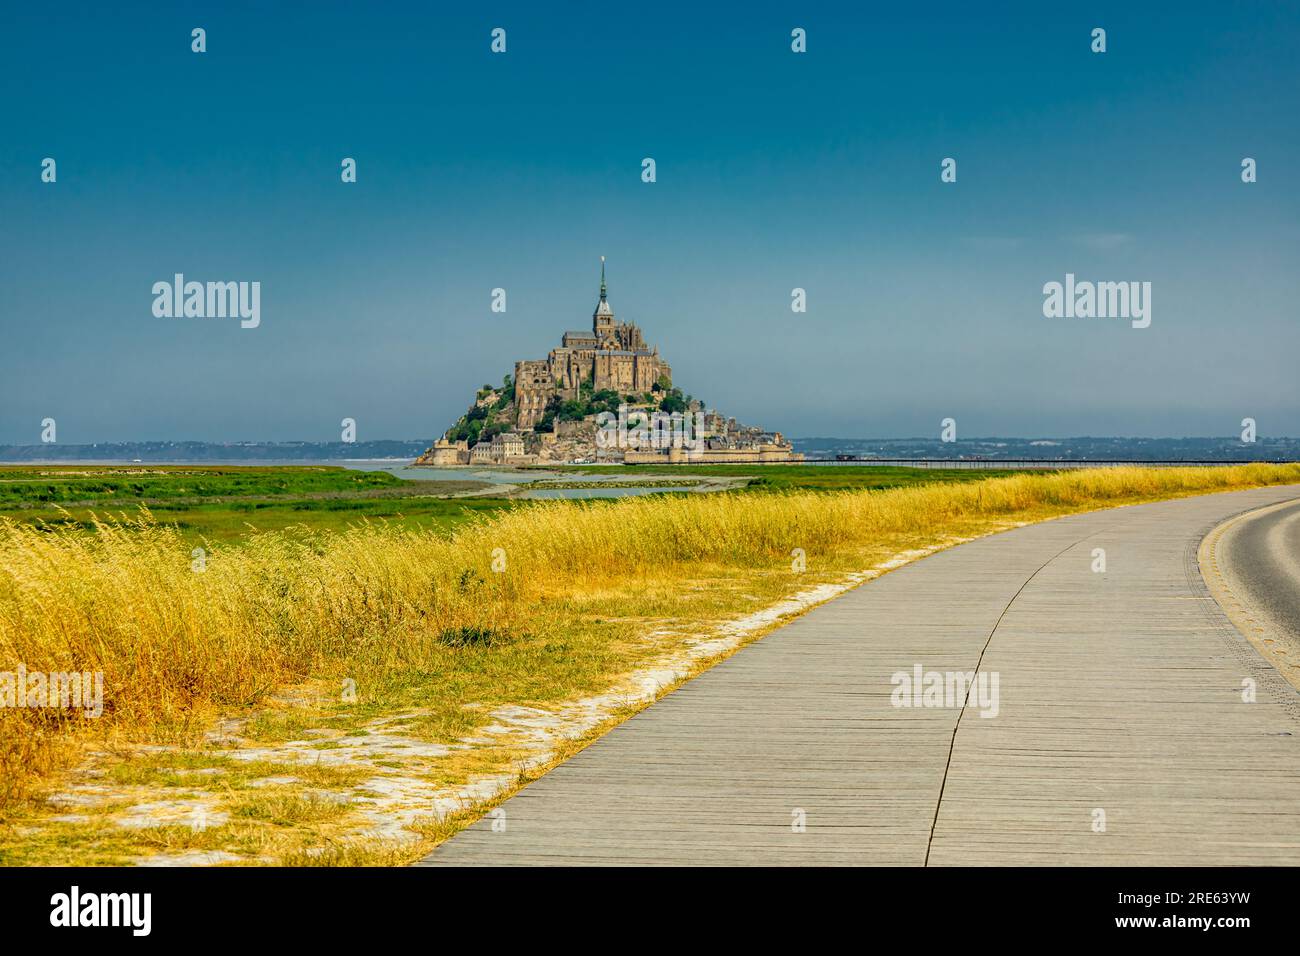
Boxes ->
[416,260,800,466]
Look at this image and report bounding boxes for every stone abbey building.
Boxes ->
[514,258,671,429]
[416,259,800,466]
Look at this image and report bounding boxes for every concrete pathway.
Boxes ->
[421,486,1300,866]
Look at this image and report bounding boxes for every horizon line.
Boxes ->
[1,435,1298,447]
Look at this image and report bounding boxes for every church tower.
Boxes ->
[593,256,615,338]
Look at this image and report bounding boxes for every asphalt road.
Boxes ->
[1212,498,1300,652]
[422,485,1300,866]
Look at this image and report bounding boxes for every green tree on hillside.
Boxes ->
[658,389,687,414]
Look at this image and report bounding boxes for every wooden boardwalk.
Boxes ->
[421,486,1300,866]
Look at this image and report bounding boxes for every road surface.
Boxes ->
[1204,498,1300,681]
[421,485,1300,866]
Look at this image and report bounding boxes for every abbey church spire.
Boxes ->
[593,255,614,332]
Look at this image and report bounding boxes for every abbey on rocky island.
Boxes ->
[416,260,799,466]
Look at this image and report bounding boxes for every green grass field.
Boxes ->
[528,463,1016,492]
[0,464,405,505]
[0,462,1023,544]
[0,465,513,543]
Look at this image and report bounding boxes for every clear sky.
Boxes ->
[2,1,1297,443]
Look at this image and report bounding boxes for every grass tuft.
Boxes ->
[437,626,514,649]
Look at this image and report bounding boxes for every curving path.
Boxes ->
[1204,498,1300,674]
[421,485,1300,866]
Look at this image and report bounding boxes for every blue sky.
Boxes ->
[1,1,1297,442]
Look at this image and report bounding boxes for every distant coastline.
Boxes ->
[2,436,1297,464]
[0,441,433,463]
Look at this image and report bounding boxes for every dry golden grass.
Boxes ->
[2,463,1298,817]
